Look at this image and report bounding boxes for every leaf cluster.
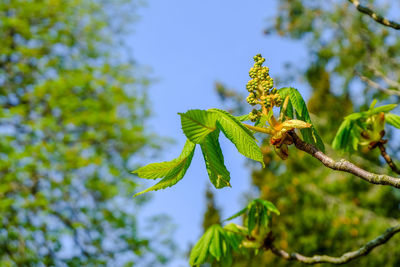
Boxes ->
[189,199,279,266]
[332,100,399,152]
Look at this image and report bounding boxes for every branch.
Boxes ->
[368,67,400,91]
[356,72,400,96]
[288,132,400,189]
[377,142,400,174]
[270,224,400,264]
[348,0,400,30]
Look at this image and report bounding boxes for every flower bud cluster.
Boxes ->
[249,109,261,122]
[246,54,282,120]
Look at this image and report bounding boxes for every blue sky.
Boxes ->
[129,1,309,265]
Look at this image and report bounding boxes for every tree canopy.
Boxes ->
[0,0,172,266]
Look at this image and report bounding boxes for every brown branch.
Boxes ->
[348,0,400,30]
[377,142,400,174]
[270,224,400,264]
[288,132,400,189]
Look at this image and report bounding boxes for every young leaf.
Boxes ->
[247,199,280,233]
[332,120,360,152]
[247,203,257,234]
[179,109,217,144]
[366,104,397,116]
[200,130,231,188]
[133,140,196,197]
[236,114,250,122]
[223,223,246,251]
[189,224,232,266]
[386,113,400,129]
[278,87,325,152]
[256,199,280,215]
[223,207,248,222]
[208,108,265,167]
[255,112,271,128]
[189,225,214,266]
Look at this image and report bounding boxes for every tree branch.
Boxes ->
[356,72,400,96]
[368,67,400,91]
[377,142,400,174]
[270,224,400,264]
[288,131,400,189]
[348,0,400,30]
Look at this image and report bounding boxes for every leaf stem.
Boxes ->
[243,123,274,135]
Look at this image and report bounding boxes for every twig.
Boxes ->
[368,67,400,91]
[377,142,400,174]
[270,224,400,264]
[288,132,400,189]
[356,72,400,96]
[348,0,400,30]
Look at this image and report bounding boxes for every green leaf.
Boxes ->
[179,109,217,144]
[132,161,181,180]
[256,199,280,215]
[223,224,245,251]
[189,224,231,266]
[200,130,231,189]
[236,114,250,121]
[332,120,360,152]
[223,207,248,222]
[366,104,397,116]
[247,203,257,234]
[255,112,270,128]
[189,225,214,266]
[278,87,325,152]
[133,140,196,197]
[369,99,378,109]
[208,108,264,167]
[246,199,280,233]
[386,113,400,129]
[209,227,222,260]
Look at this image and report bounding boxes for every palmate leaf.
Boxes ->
[132,140,195,197]
[385,113,400,129]
[189,224,232,266]
[278,87,325,152]
[200,130,231,188]
[209,108,265,167]
[179,109,217,144]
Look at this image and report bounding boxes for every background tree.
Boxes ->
[0,0,173,266]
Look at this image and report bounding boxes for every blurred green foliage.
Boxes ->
[203,0,400,266]
[0,0,173,266]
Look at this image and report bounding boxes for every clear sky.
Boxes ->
[129,1,309,266]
